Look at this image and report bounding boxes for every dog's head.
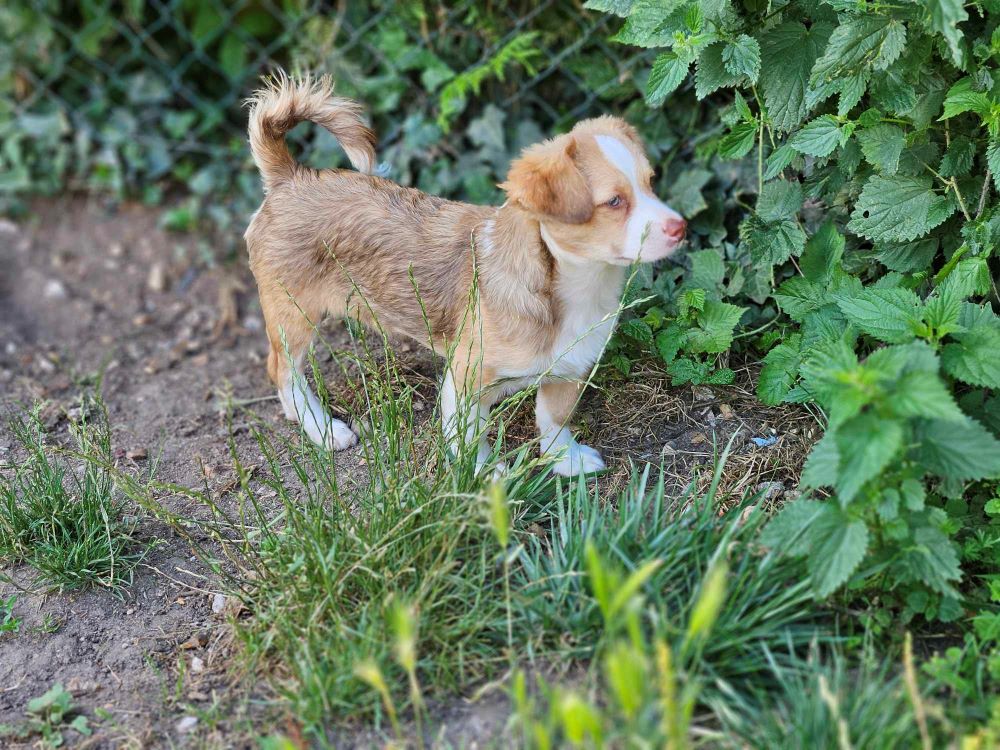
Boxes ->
[500,116,686,265]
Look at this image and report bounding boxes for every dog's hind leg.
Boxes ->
[262,295,357,451]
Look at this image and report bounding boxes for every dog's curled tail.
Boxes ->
[246,72,376,191]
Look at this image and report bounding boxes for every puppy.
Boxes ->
[244,74,686,476]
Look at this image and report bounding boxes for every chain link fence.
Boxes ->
[2,0,651,230]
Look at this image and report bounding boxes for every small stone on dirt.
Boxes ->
[756,481,785,501]
[109,242,124,257]
[718,403,735,420]
[692,386,714,402]
[176,716,198,733]
[0,218,19,234]
[147,262,167,293]
[211,593,226,614]
[190,656,205,673]
[126,447,148,460]
[44,279,68,299]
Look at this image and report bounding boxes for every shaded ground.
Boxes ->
[0,196,814,747]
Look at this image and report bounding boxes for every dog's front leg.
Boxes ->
[537,380,605,476]
[441,369,501,475]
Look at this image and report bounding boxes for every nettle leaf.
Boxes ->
[718,121,758,159]
[942,328,1000,388]
[722,34,761,83]
[760,497,827,555]
[763,144,797,180]
[740,215,807,266]
[801,432,839,488]
[756,179,802,222]
[757,334,803,406]
[799,221,845,284]
[923,0,968,68]
[914,417,1000,481]
[856,124,905,175]
[848,175,954,243]
[668,168,712,217]
[646,52,690,107]
[809,506,870,597]
[835,413,905,505]
[898,525,962,596]
[939,136,975,178]
[838,73,868,116]
[696,42,743,99]
[938,256,991,298]
[811,16,906,83]
[760,21,833,132]
[612,0,686,47]
[940,78,992,120]
[790,115,844,157]
[892,370,967,422]
[583,0,633,16]
[619,318,654,346]
[774,276,828,321]
[923,286,963,338]
[988,139,1000,193]
[687,248,725,291]
[874,238,939,273]
[687,300,746,353]
[836,287,923,343]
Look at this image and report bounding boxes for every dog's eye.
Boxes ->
[606,195,623,208]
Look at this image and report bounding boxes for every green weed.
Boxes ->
[0,404,149,592]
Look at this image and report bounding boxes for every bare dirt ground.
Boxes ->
[0,196,815,748]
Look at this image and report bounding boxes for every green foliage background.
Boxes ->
[3,0,1000,625]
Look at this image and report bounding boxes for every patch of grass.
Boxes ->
[0,404,149,592]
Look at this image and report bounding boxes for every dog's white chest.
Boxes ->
[498,262,626,385]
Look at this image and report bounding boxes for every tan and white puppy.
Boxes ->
[244,75,686,476]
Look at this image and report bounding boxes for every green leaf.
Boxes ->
[923,0,968,68]
[718,121,758,159]
[646,53,690,107]
[811,16,906,83]
[696,43,743,99]
[838,73,868,116]
[757,335,802,406]
[892,371,967,422]
[611,0,685,47]
[760,21,832,132]
[722,34,761,83]
[800,222,845,284]
[656,323,686,365]
[874,238,939,273]
[942,328,1000,388]
[740,215,807,266]
[835,413,904,505]
[939,136,975,178]
[836,287,923,343]
[790,115,843,157]
[668,356,708,385]
[856,124,905,175]
[583,0,633,16]
[763,144,797,180]
[809,508,870,597]
[760,498,827,555]
[894,524,962,596]
[987,140,1000,193]
[801,431,839,489]
[848,175,954,243]
[914,417,1000,481]
[756,179,802,222]
[687,248,726,291]
[774,277,828,321]
[687,300,746,354]
[619,318,654,346]
[940,78,991,120]
[667,168,712,217]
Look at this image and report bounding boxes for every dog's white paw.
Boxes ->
[304,415,357,451]
[550,442,606,477]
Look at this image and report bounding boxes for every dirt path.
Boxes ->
[0,197,814,747]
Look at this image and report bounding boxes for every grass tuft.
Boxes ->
[0,403,148,593]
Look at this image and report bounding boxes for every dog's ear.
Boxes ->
[500,136,592,224]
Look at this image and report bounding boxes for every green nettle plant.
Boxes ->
[590,0,1000,616]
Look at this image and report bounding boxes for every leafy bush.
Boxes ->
[589,0,1000,616]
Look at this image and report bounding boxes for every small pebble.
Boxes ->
[44,279,68,299]
[176,716,198,733]
[212,593,226,614]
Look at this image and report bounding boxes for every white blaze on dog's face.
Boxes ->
[500,116,686,265]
